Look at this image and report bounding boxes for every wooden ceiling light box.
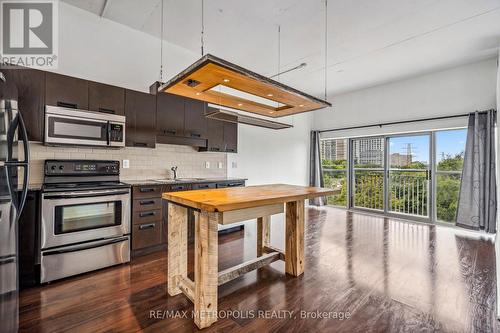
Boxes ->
[158,54,331,118]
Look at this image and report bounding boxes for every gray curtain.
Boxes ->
[309,130,325,206]
[456,110,497,233]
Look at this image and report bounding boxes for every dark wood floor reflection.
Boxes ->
[19,208,499,332]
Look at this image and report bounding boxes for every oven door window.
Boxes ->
[48,116,107,142]
[54,201,122,234]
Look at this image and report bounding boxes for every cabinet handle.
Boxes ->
[139,223,155,230]
[228,183,243,187]
[99,107,116,114]
[190,133,201,138]
[139,187,155,193]
[165,129,176,135]
[172,186,185,191]
[57,101,77,109]
[210,147,220,152]
[197,184,209,189]
[139,211,156,218]
[134,142,148,147]
[140,200,155,205]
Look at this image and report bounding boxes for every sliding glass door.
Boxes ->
[322,128,466,224]
[387,134,430,219]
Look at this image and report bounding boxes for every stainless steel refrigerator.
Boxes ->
[0,69,30,333]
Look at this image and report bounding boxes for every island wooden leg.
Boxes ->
[167,203,188,296]
[285,200,305,276]
[194,210,220,329]
[257,216,270,257]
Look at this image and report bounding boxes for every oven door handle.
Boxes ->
[42,236,129,256]
[43,190,130,200]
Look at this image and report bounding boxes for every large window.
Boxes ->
[320,128,467,224]
[321,138,348,207]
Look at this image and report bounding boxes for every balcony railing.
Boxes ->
[389,171,429,217]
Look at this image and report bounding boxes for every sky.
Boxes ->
[389,129,467,164]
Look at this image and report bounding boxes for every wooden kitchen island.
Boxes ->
[162,184,334,329]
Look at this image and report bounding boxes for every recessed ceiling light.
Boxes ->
[299,104,304,107]
[267,94,273,97]
[237,103,243,106]
[196,92,201,95]
[269,111,275,114]
[223,79,230,83]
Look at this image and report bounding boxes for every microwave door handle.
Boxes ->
[106,121,111,146]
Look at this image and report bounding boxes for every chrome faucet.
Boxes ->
[171,166,178,180]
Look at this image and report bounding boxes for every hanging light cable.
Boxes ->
[324,0,328,102]
[159,0,164,83]
[201,0,205,56]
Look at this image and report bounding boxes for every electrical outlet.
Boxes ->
[205,161,210,169]
[122,159,130,169]
[218,162,223,169]
[232,161,237,169]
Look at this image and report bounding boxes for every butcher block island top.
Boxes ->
[162,183,334,213]
[162,184,334,329]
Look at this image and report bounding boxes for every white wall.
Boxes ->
[313,59,498,132]
[54,2,313,187]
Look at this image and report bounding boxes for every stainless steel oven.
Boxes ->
[44,106,125,148]
[40,160,131,283]
[41,188,130,249]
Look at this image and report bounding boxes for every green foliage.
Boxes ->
[437,153,464,171]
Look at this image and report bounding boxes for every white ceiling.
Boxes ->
[62,0,500,98]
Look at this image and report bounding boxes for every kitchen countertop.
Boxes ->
[122,177,247,186]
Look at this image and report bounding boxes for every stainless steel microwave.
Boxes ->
[44,106,125,148]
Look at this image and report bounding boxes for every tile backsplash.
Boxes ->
[25,142,227,185]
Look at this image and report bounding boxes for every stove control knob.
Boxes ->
[50,165,56,171]
[59,165,64,170]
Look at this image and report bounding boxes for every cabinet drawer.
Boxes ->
[133,209,161,225]
[164,184,191,192]
[192,183,216,190]
[132,185,162,198]
[217,181,245,188]
[132,221,162,250]
[133,198,162,211]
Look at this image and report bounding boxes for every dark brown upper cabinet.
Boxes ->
[125,90,156,149]
[203,118,224,152]
[223,121,238,153]
[89,82,125,115]
[2,67,45,141]
[45,72,88,110]
[184,98,207,139]
[156,93,185,137]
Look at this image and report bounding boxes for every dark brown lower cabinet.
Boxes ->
[131,185,164,257]
[131,180,246,258]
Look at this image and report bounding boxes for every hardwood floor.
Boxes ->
[19,207,500,332]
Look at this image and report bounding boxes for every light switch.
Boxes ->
[205,161,210,169]
[232,161,237,168]
[122,160,130,169]
[218,162,223,169]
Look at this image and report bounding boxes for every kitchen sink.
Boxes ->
[153,178,206,182]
